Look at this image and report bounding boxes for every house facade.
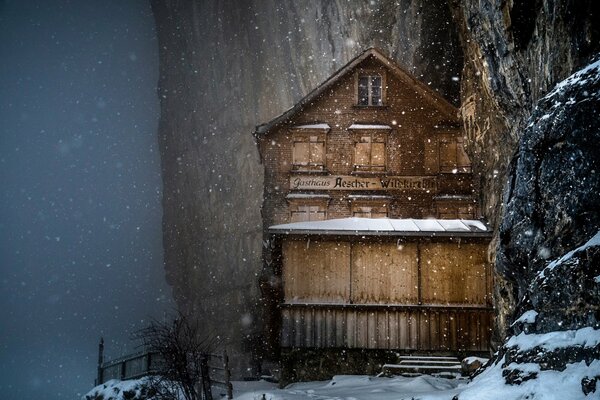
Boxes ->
[253,48,493,380]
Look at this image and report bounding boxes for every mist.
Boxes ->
[0,1,173,399]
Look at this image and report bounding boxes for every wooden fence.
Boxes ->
[95,339,233,399]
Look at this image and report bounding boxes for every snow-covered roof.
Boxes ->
[269,217,491,237]
[348,124,392,130]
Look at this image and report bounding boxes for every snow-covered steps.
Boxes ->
[381,355,462,377]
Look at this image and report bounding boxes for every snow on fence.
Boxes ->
[95,339,233,399]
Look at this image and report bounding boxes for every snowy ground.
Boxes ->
[231,375,466,400]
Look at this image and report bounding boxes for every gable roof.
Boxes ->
[254,47,458,137]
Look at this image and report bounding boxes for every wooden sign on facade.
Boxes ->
[290,175,438,192]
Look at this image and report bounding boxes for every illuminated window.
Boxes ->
[357,75,382,106]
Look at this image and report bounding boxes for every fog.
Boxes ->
[0,1,173,399]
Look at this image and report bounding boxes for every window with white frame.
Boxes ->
[357,75,383,106]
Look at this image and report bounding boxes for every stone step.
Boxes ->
[396,360,461,366]
[398,355,459,361]
[381,356,462,376]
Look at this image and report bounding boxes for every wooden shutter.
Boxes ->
[308,205,326,221]
[355,138,371,168]
[293,141,310,166]
[309,138,325,166]
[371,142,385,169]
[291,206,309,222]
[456,137,471,172]
[458,206,474,219]
[424,137,439,174]
[439,138,457,172]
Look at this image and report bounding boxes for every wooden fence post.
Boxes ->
[96,337,104,385]
[200,355,213,400]
[223,350,233,399]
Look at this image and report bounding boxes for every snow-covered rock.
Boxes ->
[456,58,600,399]
[83,379,154,400]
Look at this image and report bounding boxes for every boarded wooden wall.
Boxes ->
[280,237,493,352]
[350,242,418,304]
[420,242,492,305]
[283,240,350,303]
[280,305,492,352]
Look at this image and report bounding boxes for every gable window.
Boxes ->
[292,132,326,171]
[353,133,386,172]
[358,75,382,106]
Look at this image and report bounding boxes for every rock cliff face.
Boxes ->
[150,0,462,373]
[449,1,600,397]
[151,0,599,379]
[450,0,599,338]
[456,60,600,400]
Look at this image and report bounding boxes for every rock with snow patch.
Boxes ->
[497,58,600,317]
[455,57,600,400]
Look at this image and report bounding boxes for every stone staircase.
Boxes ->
[381,355,462,377]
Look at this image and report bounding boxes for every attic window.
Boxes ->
[358,75,382,106]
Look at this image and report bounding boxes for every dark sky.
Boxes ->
[0,1,174,399]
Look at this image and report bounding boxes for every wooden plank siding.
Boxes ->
[280,237,493,352]
[420,242,491,305]
[283,240,350,303]
[280,304,493,352]
[350,242,418,304]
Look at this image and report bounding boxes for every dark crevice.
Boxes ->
[509,0,541,51]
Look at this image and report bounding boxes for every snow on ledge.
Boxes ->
[292,123,330,130]
[506,326,600,352]
[545,58,600,99]
[348,124,392,130]
[537,230,600,281]
[269,217,490,235]
[511,310,538,327]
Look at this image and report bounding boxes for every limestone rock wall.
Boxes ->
[150,0,462,374]
[450,0,599,339]
[151,0,599,375]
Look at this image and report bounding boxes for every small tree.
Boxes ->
[134,312,214,400]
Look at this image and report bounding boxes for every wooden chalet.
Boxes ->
[253,48,493,379]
